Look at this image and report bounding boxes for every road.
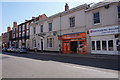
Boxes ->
[2,52,119,78]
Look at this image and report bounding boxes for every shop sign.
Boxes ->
[89,26,119,36]
[62,33,86,39]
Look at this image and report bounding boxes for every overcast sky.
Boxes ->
[1,0,103,36]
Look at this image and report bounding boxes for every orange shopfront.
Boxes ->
[59,32,87,54]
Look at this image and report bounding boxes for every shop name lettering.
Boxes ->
[90,27,118,33]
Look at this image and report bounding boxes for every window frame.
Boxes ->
[47,37,54,48]
[69,17,75,27]
[93,12,100,24]
[49,23,52,32]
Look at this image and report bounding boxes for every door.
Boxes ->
[41,39,43,51]
[70,41,77,53]
[63,42,70,53]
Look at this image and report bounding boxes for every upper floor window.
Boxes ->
[16,33,18,38]
[19,26,21,31]
[22,25,25,30]
[27,23,29,29]
[19,32,21,37]
[27,30,29,36]
[118,6,120,18]
[69,17,75,27]
[41,25,43,32]
[49,23,52,31]
[33,27,36,34]
[22,31,25,37]
[93,12,100,24]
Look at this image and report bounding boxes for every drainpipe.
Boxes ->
[59,13,62,53]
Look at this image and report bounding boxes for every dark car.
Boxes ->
[2,48,8,52]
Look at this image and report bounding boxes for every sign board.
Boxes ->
[89,26,119,36]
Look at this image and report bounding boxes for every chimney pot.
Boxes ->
[13,21,17,27]
[65,3,69,11]
[7,27,11,32]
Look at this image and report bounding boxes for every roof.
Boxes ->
[85,0,116,12]
[35,4,88,24]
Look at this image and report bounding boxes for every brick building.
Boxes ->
[11,14,47,48]
[2,27,11,48]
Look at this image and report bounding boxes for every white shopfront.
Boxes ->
[89,25,120,55]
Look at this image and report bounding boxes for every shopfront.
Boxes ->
[89,26,120,55]
[59,32,87,54]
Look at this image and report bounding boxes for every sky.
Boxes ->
[1,0,102,36]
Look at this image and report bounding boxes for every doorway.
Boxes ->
[70,41,77,53]
[41,39,43,51]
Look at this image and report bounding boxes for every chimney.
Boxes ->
[32,17,35,19]
[13,21,17,27]
[65,3,69,11]
[25,20,28,22]
[7,27,11,32]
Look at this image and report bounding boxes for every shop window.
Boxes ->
[47,38,54,48]
[108,40,113,51]
[69,17,75,27]
[96,41,101,50]
[91,41,95,50]
[102,41,107,50]
[118,6,120,18]
[93,12,100,24]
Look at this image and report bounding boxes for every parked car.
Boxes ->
[2,48,8,52]
[7,47,17,52]
[16,48,27,53]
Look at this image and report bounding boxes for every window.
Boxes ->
[19,32,21,37]
[118,6,120,18]
[69,17,75,27]
[92,41,95,50]
[33,27,36,34]
[102,40,107,50]
[22,25,25,30]
[13,34,15,38]
[32,39,36,48]
[47,38,54,48]
[19,40,21,48]
[16,28,18,33]
[96,41,101,50]
[19,26,21,31]
[22,31,25,37]
[116,39,120,51]
[27,23,29,29]
[93,12,100,24]
[27,30,29,36]
[108,40,113,51]
[49,23,52,31]
[41,25,43,32]
[16,33,18,38]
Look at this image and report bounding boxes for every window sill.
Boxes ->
[94,23,101,26]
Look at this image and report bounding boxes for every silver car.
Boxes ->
[16,48,27,53]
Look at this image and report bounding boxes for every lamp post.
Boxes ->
[59,13,62,53]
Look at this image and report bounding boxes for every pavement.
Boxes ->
[2,52,119,78]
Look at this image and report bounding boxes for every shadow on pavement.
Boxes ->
[2,52,119,71]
